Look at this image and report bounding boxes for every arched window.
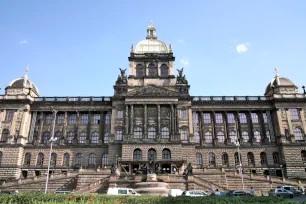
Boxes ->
[148,149,157,160]
[161,127,169,139]
[54,131,62,143]
[148,63,157,76]
[208,152,216,167]
[253,131,261,143]
[63,153,70,167]
[204,131,212,143]
[134,127,143,139]
[37,152,44,166]
[234,152,242,165]
[162,149,171,160]
[217,131,225,143]
[301,150,306,162]
[294,128,304,141]
[196,152,203,168]
[247,152,255,166]
[133,149,142,160]
[24,152,31,166]
[160,64,169,77]
[273,152,280,164]
[101,153,108,167]
[136,64,144,77]
[79,132,87,144]
[51,153,57,167]
[1,129,9,142]
[91,132,99,144]
[229,131,237,143]
[222,152,229,166]
[0,152,3,165]
[148,127,156,139]
[260,152,267,166]
[43,132,50,144]
[67,132,74,144]
[194,132,200,144]
[181,128,188,141]
[88,153,96,167]
[242,131,249,143]
[75,153,83,166]
[104,133,110,144]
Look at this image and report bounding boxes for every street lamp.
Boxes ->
[234,139,245,191]
[44,109,57,194]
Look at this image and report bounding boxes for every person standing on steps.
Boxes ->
[250,187,255,196]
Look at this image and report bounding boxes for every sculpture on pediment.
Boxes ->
[176,68,188,85]
[116,68,127,85]
[177,68,184,78]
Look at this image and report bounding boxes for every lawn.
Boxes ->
[0,194,299,204]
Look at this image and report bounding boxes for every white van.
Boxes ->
[107,188,141,196]
[168,189,183,197]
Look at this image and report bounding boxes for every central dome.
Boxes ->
[134,22,168,54]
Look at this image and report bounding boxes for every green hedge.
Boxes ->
[0,194,299,204]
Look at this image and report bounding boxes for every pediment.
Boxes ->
[125,85,181,97]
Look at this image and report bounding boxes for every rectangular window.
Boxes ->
[203,113,211,124]
[116,129,123,141]
[68,114,77,124]
[239,113,247,123]
[117,110,123,119]
[57,114,65,124]
[181,129,188,141]
[289,108,299,120]
[45,113,53,124]
[181,110,187,119]
[227,113,235,124]
[215,113,223,124]
[251,113,259,123]
[92,114,100,124]
[105,112,111,125]
[263,112,268,123]
[192,112,198,124]
[5,110,14,121]
[80,114,88,124]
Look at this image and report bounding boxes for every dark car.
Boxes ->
[226,190,249,196]
[0,191,18,195]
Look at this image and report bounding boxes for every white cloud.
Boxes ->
[180,58,190,67]
[19,40,28,45]
[236,43,250,53]
[178,38,184,44]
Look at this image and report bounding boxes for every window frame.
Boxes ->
[215,113,223,124]
[5,110,14,121]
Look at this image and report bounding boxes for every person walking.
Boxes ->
[215,189,221,196]
[250,187,255,196]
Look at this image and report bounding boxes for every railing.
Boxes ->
[192,96,271,102]
[34,97,112,102]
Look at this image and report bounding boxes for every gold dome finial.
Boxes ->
[25,65,29,77]
[274,67,278,76]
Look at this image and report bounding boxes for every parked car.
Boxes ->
[269,188,294,198]
[168,189,183,197]
[107,188,141,196]
[182,190,208,197]
[226,190,249,196]
[0,191,18,195]
[54,190,75,194]
[277,185,301,196]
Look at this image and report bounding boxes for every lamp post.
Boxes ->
[235,139,245,191]
[44,109,57,194]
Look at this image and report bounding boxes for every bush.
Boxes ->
[0,194,299,204]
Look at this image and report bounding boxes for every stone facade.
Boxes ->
[1,23,306,181]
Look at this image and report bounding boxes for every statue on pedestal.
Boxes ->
[110,164,117,175]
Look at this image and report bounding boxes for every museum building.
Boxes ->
[0,22,306,182]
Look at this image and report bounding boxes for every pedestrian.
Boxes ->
[250,187,255,196]
[215,189,220,196]
[211,187,215,195]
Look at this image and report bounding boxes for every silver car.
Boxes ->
[269,188,294,198]
[182,190,208,197]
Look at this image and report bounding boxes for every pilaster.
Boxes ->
[130,105,134,135]
[18,109,30,144]
[28,111,37,143]
[300,109,306,136]
[157,105,161,135]
[125,105,129,136]
[38,112,44,143]
[224,111,229,143]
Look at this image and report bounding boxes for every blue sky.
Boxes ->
[0,0,305,96]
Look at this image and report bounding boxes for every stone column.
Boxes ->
[235,111,242,142]
[171,104,174,140]
[286,109,295,142]
[224,111,230,143]
[28,111,37,143]
[130,105,134,135]
[87,112,91,143]
[188,107,193,137]
[100,111,105,143]
[38,112,44,143]
[144,104,147,139]
[63,112,68,138]
[157,105,161,135]
[125,105,129,137]
[259,111,267,143]
[212,111,216,144]
[200,112,204,145]
[0,110,5,128]
[276,109,285,136]
[300,109,306,136]
[247,111,254,143]
[18,109,30,144]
